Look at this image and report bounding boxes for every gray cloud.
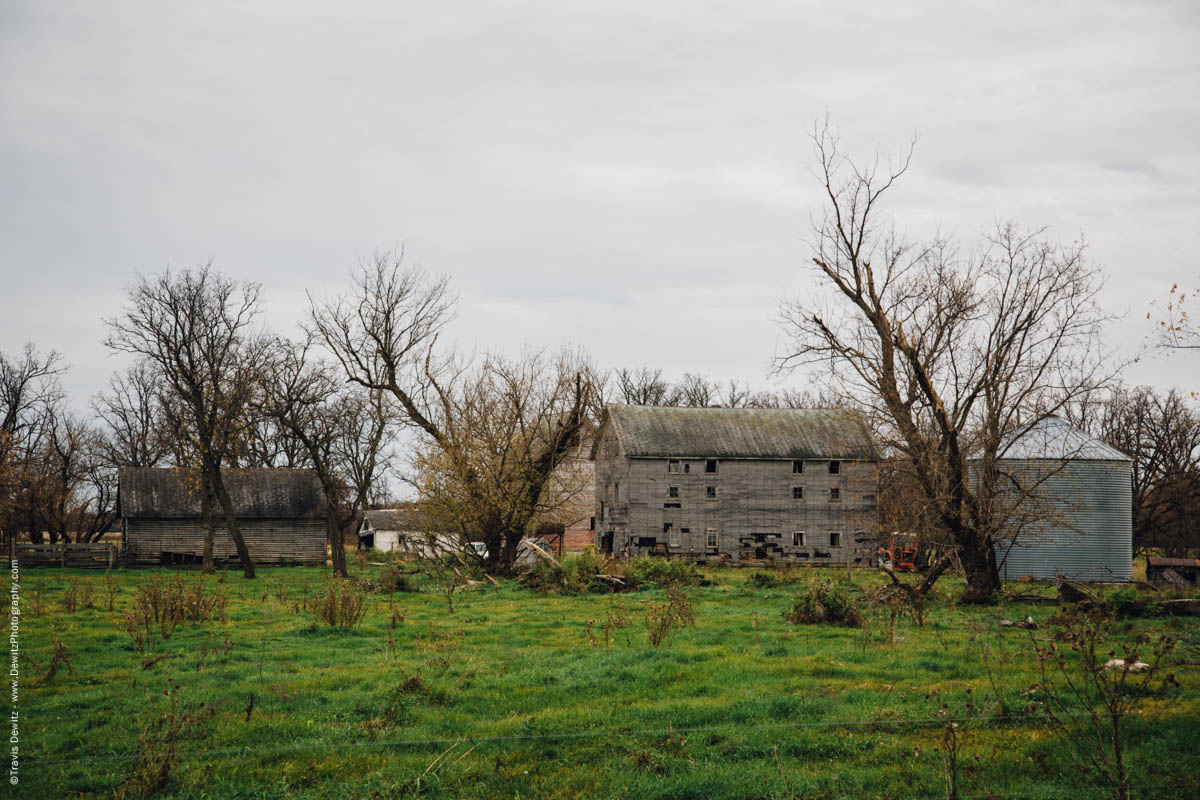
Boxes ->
[2,0,1198,404]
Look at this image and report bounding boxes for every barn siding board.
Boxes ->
[125,519,326,565]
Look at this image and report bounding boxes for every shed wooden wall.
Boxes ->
[125,519,326,565]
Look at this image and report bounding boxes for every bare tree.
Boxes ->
[675,372,715,407]
[105,264,265,578]
[257,336,393,577]
[779,123,1115,602]
[1150,281,1200,351]
[0,344,66,545]
[92,361,173,469]
[310,251,592,573]
[1069,385,1200,557]
[613,366,679,406]
[410,348,595,572]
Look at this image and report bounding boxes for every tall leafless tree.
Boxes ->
[779,123,1116,602]
[257,335,394,577]
[310,251,592,573]
[409,348,595,572]
[92,361,173,469]
[613,366,680,406]
[1068,385,1200,557]
[105,264,265,578]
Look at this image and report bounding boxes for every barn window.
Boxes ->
[792,460,804,474]
[599,501,605,521]
[792,486,804,499]
[706,486,717,499]
[663,522,673,534]
[705,459,718,473]
[589,516,595,531]
[829,460,841,475]
[614,481,620,499]
[706,528,719,549]
[793,531,806,547]
[668,486,679,498]
[668,460,681,474]
[829,531,841,547]
[668,526,680,548]
[829,487,841,502]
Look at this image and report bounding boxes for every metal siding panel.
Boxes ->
[994,460,1132,582]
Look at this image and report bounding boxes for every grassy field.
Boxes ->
[15,560,1200,800]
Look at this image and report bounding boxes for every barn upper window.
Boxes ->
[706,486,717,499]
[829,487,841,502]
[792,460,804,474]
[792,486,804,499]
[668,460,681,474]
[828,461,841,475]
[668,486,679,498]
[705,459,718,474]
[793,531,806,546]
[829,531,841,547]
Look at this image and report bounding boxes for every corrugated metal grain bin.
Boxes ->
[984,417,1132,583]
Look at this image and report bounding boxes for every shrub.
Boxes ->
[525,549,608,595]
[1107,586,1160,618]
[624,557,703,590]
[748,567,806,589]
[374,564,417,594]
[116,679,214,800]
[302,578,368,627]
[123,576,228,650]
[645,585,697,647]
[62,578,96,613]
[786,580,863,627]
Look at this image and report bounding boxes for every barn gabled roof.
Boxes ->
[998,416,1131,462]
[597,405,880,460]
[118,468,325,520]
[361,506,424,532]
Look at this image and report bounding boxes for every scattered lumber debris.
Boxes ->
[1001,591,1058,605]
[999,616,1038,630]
[1056,576,1101,608]
[1161,599,1200,617]
[522,539,561,569]
[1104,658,1150,672]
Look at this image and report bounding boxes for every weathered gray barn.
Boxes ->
[119,468,326,565]
[593,405,880,563]
[987,416,1133,582]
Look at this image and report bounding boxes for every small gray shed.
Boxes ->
[988,417,1132,583]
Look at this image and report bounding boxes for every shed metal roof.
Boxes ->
[600,405,880,460]
[999,416,1131,462]
[118,468,325,519]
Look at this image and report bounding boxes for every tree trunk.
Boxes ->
[201,479,215,574]
[327,507,347,578]
[959,536,1000,603]
[209,463,255,579]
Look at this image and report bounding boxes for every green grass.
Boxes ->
[16,564,1200,799]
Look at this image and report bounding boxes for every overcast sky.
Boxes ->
[2,0,1198,407]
